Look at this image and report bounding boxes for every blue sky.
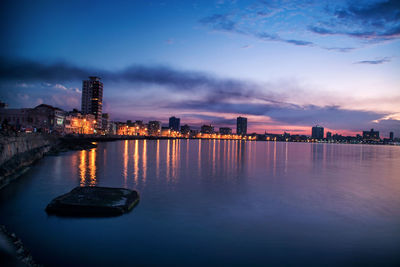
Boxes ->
[0,0,399,136]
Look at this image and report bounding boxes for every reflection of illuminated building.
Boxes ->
[78,148,97,186]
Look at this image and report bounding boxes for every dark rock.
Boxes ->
[46,186,140,217]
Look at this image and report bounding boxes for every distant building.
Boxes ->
[82,76,103,128]
[101,113,110,134]
[390,132,394,140]
[168,116,180,131]
[180,124,190,135]
[326,131,332,139]
[148,121,161,136]
[237,116,247,135]
[219,127,232,135]
[201,124,214,134]
[363,128,380,141]
[311,125,324,139]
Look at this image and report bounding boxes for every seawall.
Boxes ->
[0,133,56,189]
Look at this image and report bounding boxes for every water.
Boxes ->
[1,140,399,266]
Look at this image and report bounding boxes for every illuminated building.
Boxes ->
[363,128,380,141]
[311,125,324,140]
[64,111,96,134]
[148,121,161,136]
[0,104,65,133]
[201,124,214,134]
[180,124,190,136]
[82,76,103,129]
[237,117,247,135]
[169,116,180,131]
[219,127,232,135]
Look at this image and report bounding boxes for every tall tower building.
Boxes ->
[82,76,103,128]
[237,116,247,135]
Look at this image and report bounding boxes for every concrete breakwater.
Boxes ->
[0,134,96,189]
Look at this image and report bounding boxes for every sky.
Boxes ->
[0,0,399,137]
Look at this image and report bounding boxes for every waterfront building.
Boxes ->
[148,121,161,136]
[64,111,96,134]
[237,117,247,135]
[363,128,380,141]
[180,124,190,136]
[81,76,103,129]
[219,127,232,135]
[201,124,214,134]
[169,116,180,131]
[311,125,324,140]
[101,113,110,134]
[326,131,332,139]
[390,132,394,140]
[0,104,65,133]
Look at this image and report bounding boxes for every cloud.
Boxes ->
[1,56,399,135]
[309,0,400,42]
[354,57,391,65]
[199,14,315,47]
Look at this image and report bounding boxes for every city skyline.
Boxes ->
[0,0,399,137]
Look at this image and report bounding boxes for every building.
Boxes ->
[363,128,380,141]
[311,125,324,140]
[82,76,103,129]
[0,104,65,133]
[101,113,110,134]
[64,111,96,134]
[237,117,247,135]
[180,124,190,135]
[390,132,394,140]
[326,131,332,139]
[219,127,232,135]
[201,124,214,134]
[169,116,180,131]
[148,121,161,136]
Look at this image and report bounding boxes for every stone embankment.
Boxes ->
[0,133,96,189]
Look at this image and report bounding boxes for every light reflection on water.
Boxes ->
[1,140,399,266]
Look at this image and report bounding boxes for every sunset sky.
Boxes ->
[1,0,399,137]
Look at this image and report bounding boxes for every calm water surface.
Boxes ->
[1,140,400,266]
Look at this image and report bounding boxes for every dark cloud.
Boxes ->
[310,0,400,42]
[354,57,391,65]
[0,57,260,96]
[200,14,314,47]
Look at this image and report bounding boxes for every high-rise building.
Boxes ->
[311,125,324,139]
[237,117,247,135]
[169,116,180,131]
[82,76,103,128]
[390,131,394,140]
